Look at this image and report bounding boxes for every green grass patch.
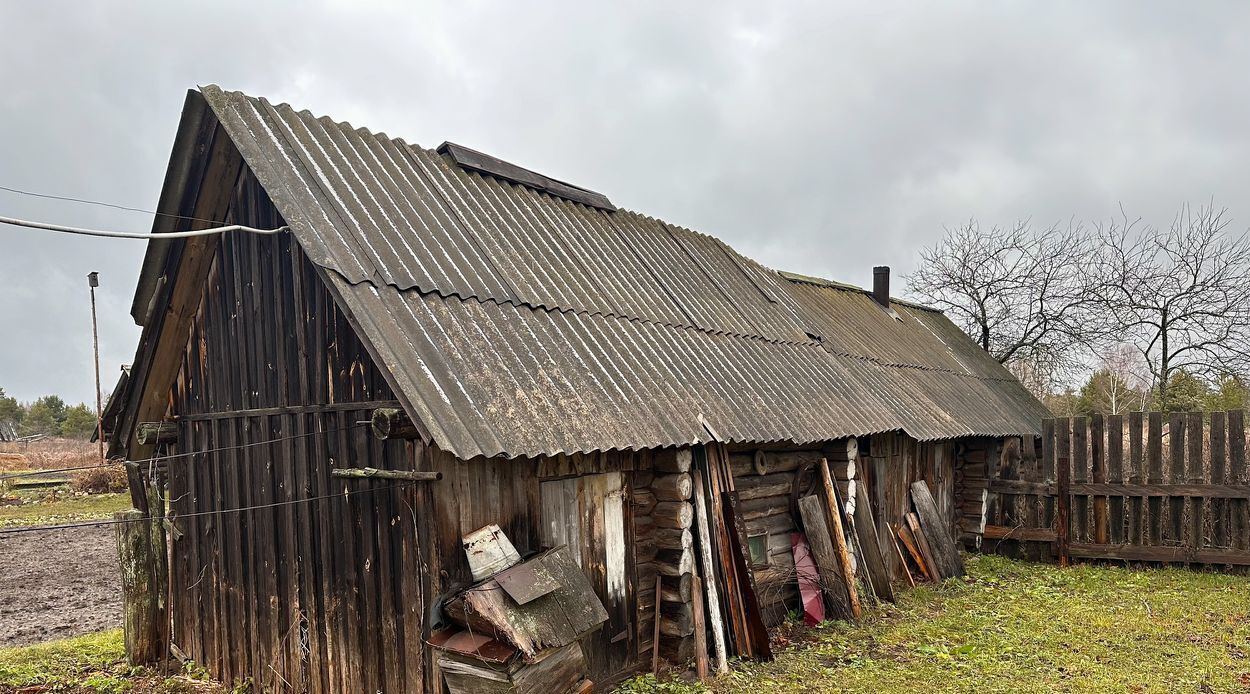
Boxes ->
[621,554,1250,693]
[0,630,131,690]
[0,491,130,528]
[0,630,226,693]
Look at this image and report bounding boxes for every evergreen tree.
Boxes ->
[1158,370,1208,413]
[59,403,98,439]
[0,388,20,429]
[1205,375,1249,412]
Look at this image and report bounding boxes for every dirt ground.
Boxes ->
[0,524,121,648]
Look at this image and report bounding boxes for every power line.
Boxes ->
[0,214,288,240]
[0,422,370,482]
[0,479,420,537]
[0,184,226,226]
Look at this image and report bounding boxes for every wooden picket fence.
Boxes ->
[982,411,1250,567]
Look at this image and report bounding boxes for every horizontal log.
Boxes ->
[633,490,657,515]
[137,422,178,446]
[832,458,856,480]
[331,467,442,481]
[653,473,693,502]
[824,438,858,461]
[655,548,694,576]
[730,450,824,477]
[654,448,692,474]
[982,525,1056,542]
[653,501,693,529]
[654,528,693,551]
[660,573,693,603]
[371,407,421,440]
[659,634,695,663]
[1069,543,1250,566]
[660,603,694,638]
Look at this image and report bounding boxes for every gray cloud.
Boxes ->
[2,0,1249,403]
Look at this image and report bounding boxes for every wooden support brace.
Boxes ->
[331,467,442,481]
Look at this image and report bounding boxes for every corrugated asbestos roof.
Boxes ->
[197,85,1050,460]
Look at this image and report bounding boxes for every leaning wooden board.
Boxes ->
[909,481,965,579]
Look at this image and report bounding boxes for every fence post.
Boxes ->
[1054,418,1071,567]
[115,484,168,664]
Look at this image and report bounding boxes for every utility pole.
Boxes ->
[88,271,104,465]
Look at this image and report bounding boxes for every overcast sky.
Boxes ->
[2,1,1249,405]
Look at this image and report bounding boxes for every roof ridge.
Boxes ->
[778,270,941,313]
[327,269,1021,385]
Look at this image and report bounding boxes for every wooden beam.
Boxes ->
[136,422,179,446]
[126,122,244,461]
[371,407,422,440]
[330,467,442,482]
[690,468,728,674]
[819,458,861,619]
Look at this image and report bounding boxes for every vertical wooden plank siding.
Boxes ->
[1147,413,1164,546]
[1186,412,1205,554]
[1106,414,1124,544]
[1167,412,1186,545]
[1090,414,1107,544]
[1210,412,1227,548]
[1128,411,1144,546]
[166,169,427,693]
[1054,418,1071,567]
[1231,411,1248,551]
[1071,417,1088,543]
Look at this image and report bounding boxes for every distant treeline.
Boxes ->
[0,387,97,439]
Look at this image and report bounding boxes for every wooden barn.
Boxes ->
[105,86,1050,693]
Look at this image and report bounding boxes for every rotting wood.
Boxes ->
[653,501,693,529]
[330,467,442,481]
[116,506,166,664]
[796,495,852,619]
[137,421,179,446]
[909,481,964,578]
[1055,419,1072,567]
[653,473,693,501]
[690,468,728,673]
[650,574,662,674]
[819,459,861,619]
[654,448,692,474]
[886,523,915,588]
[371,407,422,440]
[905,513,940,582]
[691,576,709,682]
[720,490,772,660]
[895,523,933,582]
[853,480,894,602]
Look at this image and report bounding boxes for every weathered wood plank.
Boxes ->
[796,495,853,620]
[909,481,964,579]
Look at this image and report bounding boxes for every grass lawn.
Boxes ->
[0,490,130,528]
[0,630,224,693]
[621,554,1250,693]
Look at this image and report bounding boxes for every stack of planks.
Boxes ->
[954,442,993,550]
[894,482,966,583]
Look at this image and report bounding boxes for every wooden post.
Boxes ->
[115,498,167,664]
[1091,414,1108,545]
[1055,418,1071,568]
[690,469,728,673]
[1230,410,1248,551]
[819,458,861,620]
[651,574,662,674]
[691,576,709,682]
[1187,412,1205,555]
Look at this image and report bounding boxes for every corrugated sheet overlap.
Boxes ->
[202,86,1049,460]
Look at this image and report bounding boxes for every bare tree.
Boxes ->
[906,219,1100,389]
[1093,204,1250,407]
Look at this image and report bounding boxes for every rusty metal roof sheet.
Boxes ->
[198,85,1048,460]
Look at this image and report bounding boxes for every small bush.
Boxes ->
[71,464,128,494]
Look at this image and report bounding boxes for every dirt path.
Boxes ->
[0,524,121,648]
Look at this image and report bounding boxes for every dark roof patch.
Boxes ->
[437,141,616,212]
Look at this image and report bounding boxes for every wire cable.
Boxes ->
[0,479,420,536]
[0,214,288,240]
[0,184,226,226]
[0,422,370,482]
